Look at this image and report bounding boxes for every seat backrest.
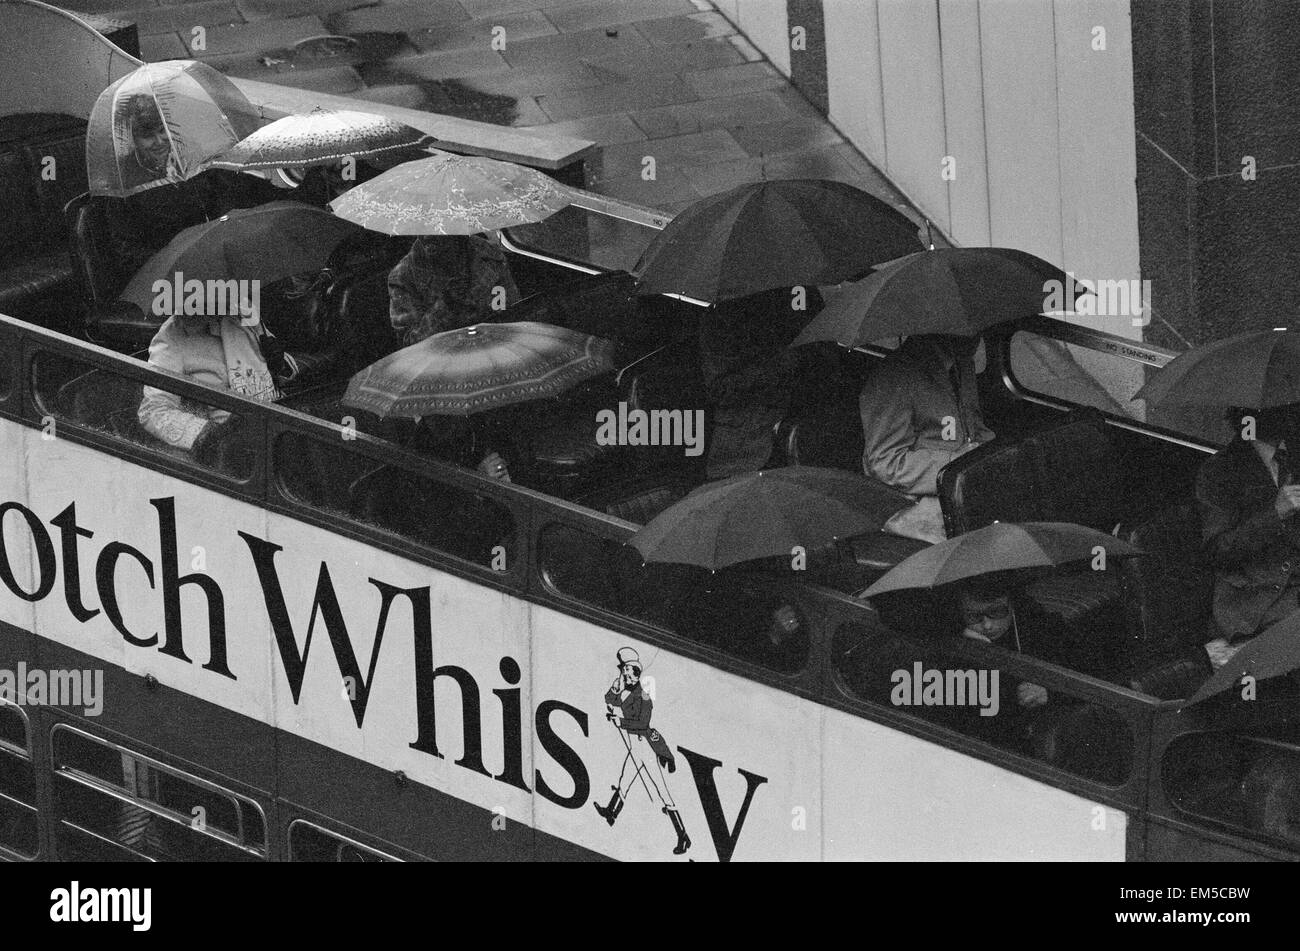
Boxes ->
[26,133,88,245]
[64,192,119,309]
[0,149,42,261]
[1119,502,1215,667]
[938,408,1121,536]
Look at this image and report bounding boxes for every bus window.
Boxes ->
[0,329,13,402]
[0,703,38,858]
[31,351,257,481]
[288,819,400,862]
[51,724,266,862]
[539,523,811,674]
[833,621,1135,786]
[506,205,660,274]
[1163,732,1300,850]
[274,431,518,575]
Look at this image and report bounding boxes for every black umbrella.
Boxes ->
[792,247,1075,348]
[1187,610,1300,705]
[1134,329,1300,411]
[632,179,923,302]
[628,467,913,571]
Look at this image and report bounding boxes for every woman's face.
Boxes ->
[132,119,171,175]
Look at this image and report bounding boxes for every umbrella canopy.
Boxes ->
[628,467,913,571]
[633,179,923,302]
[1187,611,1300,705]
[87,60,262,198]
[342,321,616,418]
[1134,329,1300,411]
[328,152,572,235]
[117,202,362,316]
[862,521,1137,599]
[793,247,1073,348]
[204,107,434,171]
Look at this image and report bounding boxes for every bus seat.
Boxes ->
[64,193,162,351]
[504,270,639,343]
[575,472,695,525]
[1241,753,1300,845]
[1118,502,1216,687]
[849,532,929,573]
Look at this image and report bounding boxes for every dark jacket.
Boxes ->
[1196,438,1300,642]
[387,235,520,346]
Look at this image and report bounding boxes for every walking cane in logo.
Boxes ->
[593,647,691,855]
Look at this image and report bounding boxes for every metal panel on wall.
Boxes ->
[939,0,992,248]
[823,0,887,168]
[878,0,949,233]
[977,0,1065,266]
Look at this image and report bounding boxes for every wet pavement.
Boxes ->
[52,0,921,218]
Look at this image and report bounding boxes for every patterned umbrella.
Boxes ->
[342,321,615,418]
[204,107,435,171]
[632,179,923,302]
[328,152,572,235]
[86,60,262,198]
[628,467,913,571]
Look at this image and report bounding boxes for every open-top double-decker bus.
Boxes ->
[1,0,1297,863]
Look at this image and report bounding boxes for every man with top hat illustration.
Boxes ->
[593,647,691,855]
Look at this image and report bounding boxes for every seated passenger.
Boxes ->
[700,286,825,480]
[102,95,281,300]
[387,232,520,347]
[256,271,351,391]
[1197,404,1300,668]
[408,414,517,483]
[858,334,995,541]
[137,311,295,459]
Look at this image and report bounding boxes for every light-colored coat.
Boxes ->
[858,336,995,496]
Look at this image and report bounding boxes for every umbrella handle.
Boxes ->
[615,342,673,385]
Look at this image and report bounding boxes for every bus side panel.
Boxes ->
[821,707,1128,860]
[1144,817,1280,862]
[530,608,824,863]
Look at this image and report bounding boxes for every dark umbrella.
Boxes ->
[792,247,1076,348]
[632,179,923,302]
[205,107,435,171]
[628,467,913,571]
[342,321,616,418]
[117,202,362,316]
[1134,329,1300,410]
[1187,611,1300,705]
[861,521,1137,598]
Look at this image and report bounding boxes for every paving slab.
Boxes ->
[197,14,327,55]
[544,0,697,35]
[125,1,242,35]
[139,30,192,59]
[590,168,702,206]
[634,10,735,46]
[580,36,742,77]
[254,63,364,92]
[600,127,747,178]
[407,10,556,54]
[356,48,509,84]
[728,116,844,157]
[518,113,648,145]
[629,89,793,139]
[681,145,859,195]
[458,0,572,16]
[498,23,652,69]
[538,72,697,122]
[683,60,785,99]
[236,0,374,20]
[328,0,469,34]
[459,63,606,98]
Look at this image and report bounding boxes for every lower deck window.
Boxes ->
[288,819,399,862]
[0,702,37,858]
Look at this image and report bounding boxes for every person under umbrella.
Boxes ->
[387,232,520,347]
[1135,330,1300,668]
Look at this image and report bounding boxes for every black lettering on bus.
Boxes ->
[492,656,530,792]
[409,662,491,779]
[152,498,232,679]
[534,699,590,810]
[0,501,55,602]
[239,531,404,727]
[677,746,768,863]
[95,541,156,646]
[50,503,100,623]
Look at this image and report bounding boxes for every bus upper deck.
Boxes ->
[1,0,1298,863]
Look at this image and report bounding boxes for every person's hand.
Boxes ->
[1017,682,1049,708]
[1205,637,1239,669]
[610,674,624,693]
[1275,484,1300,520]
[478,452,511,482]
